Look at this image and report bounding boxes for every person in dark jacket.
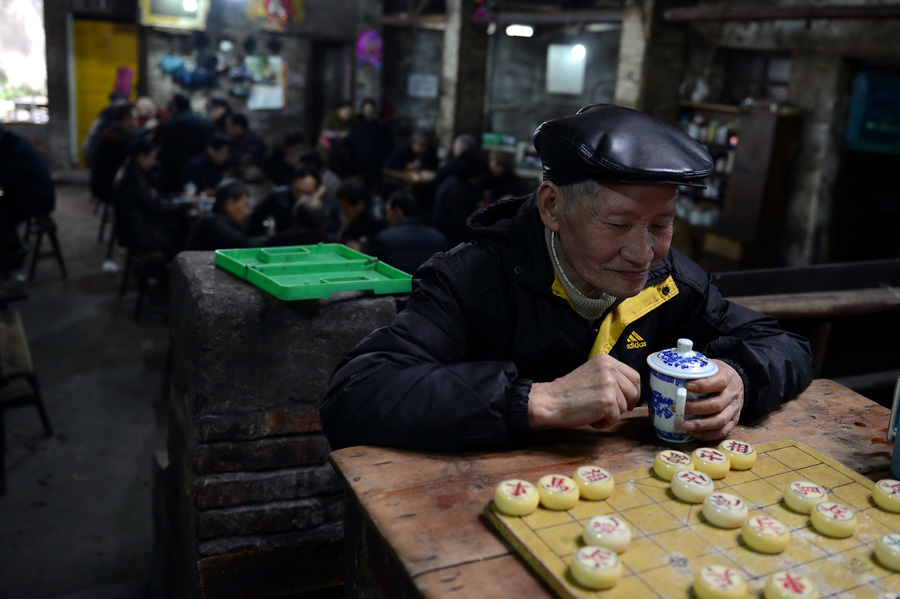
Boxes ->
[336,178,386,252]
[184,132,231,196]
[383,130,439,172]
[343,98,393,189]
[264,131,306,186]
[0,123,55,268]
[369,190,448,275]
[431,151,486,247]
[207,98,231,133]
[112,139,187,260]
[246,165,324,237]
[265,196,338,248]
[433,133,479,192]
[82,91,129,168]
[485,149,527,202]
[225,112,267,174]
[184,179,264,252]
[320,104,814,452]
[90,103,140,206]
[156,93,215,192]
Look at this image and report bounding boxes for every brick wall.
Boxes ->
[165,251,398,598]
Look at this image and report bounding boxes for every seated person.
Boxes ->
[433,133,479,191]
[369,190,448,275]
[225,112,267,174]
[184,132,231,196]
[246,165,324,236]
[90,103,140,207]
[320,104,815,452]
[207,98,231,133]
[184,179,264,252]
[156,93,215,193]
[384,129,439,172]
[432,151,486,247]
[112,139,187,260]
[264,131,306,186]
[336,178,386,252]
[0,123,55,269]
[265,196,339,247]
[298,149,342,231]
[485,149,527,202]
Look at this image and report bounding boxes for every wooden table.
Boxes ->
[330,380,895,598]
[382,168,436,186]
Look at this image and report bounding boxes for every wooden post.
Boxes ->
[438,0,488,150]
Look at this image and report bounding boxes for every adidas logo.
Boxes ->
[626,331,647,349]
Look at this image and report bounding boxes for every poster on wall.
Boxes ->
[246,55,286,110]
[408,74,439,99]
[246,0,305,31]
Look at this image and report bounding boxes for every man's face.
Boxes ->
[225,118,242,139]
[119,110,138,134]
[412,139,429,156]
[338,197,367,222]
[283,143,304,165]
[224,194,250,225]
[208,145,230,166]
[290,175,319,200]
[539,182,676,299]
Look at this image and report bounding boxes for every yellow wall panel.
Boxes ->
[73,20,138,165]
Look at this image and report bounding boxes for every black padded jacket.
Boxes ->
[320,193,814,451]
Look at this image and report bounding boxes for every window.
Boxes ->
[0,0,47,124]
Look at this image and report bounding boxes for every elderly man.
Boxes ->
[320,104,813,451]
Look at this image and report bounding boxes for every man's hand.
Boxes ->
[528,355,641,431]
[682,359,744,440]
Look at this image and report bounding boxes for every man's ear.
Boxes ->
[537,181,563,232]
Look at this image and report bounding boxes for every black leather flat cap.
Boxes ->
[533,104,713,187]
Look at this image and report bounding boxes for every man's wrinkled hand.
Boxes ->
[681,359,744,440]
[528,355,641,431]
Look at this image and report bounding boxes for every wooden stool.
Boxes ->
[119,249,167,322]
[0,309,52,495]
[24,214,68,282]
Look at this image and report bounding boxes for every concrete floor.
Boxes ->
[0,173,168,599]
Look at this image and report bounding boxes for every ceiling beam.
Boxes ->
[377,13,447,30]
[472,9,622,25]
[665,4,900,23]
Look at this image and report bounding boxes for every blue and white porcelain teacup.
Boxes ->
[646,338,718,444]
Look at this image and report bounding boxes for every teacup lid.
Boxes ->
[646,338,718,379]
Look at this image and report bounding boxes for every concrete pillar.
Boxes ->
[438,0,488,149]
[781,53,848,266]
[614,0,689,125]
[163,252,399,597]
[353,0,383,105]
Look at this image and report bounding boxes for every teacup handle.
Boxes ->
[888,375,900,442]
[675,386,687,429]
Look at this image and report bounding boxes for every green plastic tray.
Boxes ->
[214,244,412,300]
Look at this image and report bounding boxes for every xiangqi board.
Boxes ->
[484,440,900,598]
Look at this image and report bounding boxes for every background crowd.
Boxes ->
[77,91,530,298]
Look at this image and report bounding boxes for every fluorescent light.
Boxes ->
[505,24,533,37]
[183,0,198,11]
[571,44,586,60]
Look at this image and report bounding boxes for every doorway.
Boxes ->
[307,41,353,154]
[832,62,900,262]
[72,19,139,166]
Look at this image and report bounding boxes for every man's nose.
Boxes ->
[620,229,655,264]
